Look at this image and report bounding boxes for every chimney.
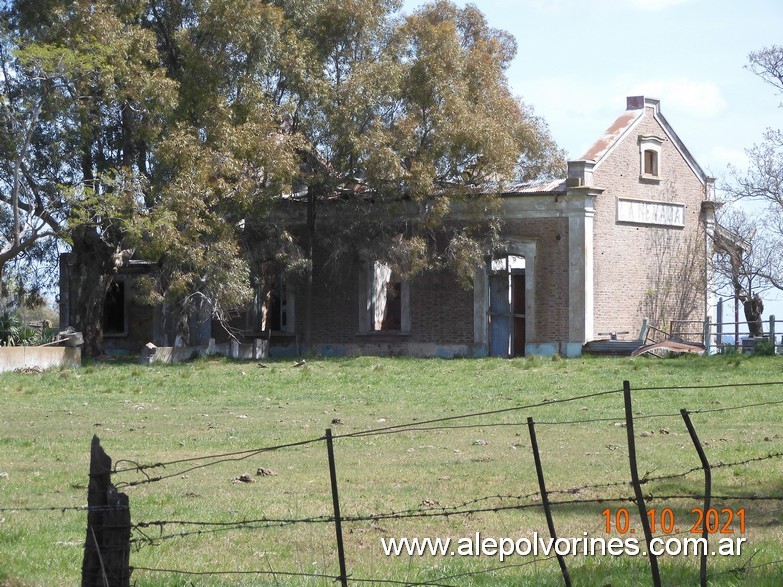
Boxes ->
[627,96,645,110]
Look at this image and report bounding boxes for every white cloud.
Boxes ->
[521,76,727,123]
[519,78,612,117]
[626,79,727,119]
[516,77,622,157]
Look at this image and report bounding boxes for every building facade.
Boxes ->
[61,96,715,358]
[272,96,715,358]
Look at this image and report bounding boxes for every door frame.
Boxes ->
[487,253,529,357]
[475,240,537,357]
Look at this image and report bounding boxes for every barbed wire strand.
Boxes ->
[113,435,325,477]
[110,389,631,488]
[633,380,783,392]
[0,504,127,513]
[126,491,783,551]
[8,448,781,522]
[686,397,783,415]
[130,566,342,581]
[114,389,783,489]
[338,388,625,440]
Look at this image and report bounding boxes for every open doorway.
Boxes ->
[489,255,525,357]
[103,279,127,336]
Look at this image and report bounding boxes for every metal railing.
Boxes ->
[678,315,781,354]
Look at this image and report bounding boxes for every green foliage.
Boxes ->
[3,0,566,352]
[0,312,21,346]
[0,312,49,346]
[754,338,776,356]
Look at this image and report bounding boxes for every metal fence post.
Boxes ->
[623,381,661,587]
[325,429,349,587]
[769,315,776,351]
[527,417,571,587]
[680,410,711,587]
[703,317,712,354]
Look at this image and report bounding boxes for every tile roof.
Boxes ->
[578,109,644,163]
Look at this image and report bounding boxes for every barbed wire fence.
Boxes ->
[3,379,783,586]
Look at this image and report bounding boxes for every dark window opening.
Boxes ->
[644,149,658,176]
[267,280,287,332]
[371,262,403,331]
[376,281,402,331]
[261,278,288,333]
[103,281,126,335]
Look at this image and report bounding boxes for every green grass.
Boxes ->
[1,354,782,586]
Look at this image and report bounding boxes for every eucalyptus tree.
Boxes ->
[139,0,303,341]
[1,1,180,354]
[1,0,300,354]
[2,0,564,355]
[270,1,565,346]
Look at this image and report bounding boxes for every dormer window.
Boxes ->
[639,135,665,181]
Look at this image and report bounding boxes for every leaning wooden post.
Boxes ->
[680,409,711,587]
[81,435,131,587]
[325,429,349,587]
[527,417,571,587]
[623,381,661,587]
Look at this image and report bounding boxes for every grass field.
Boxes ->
[1,353,782,586]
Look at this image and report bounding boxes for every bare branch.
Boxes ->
[748,45,783,102]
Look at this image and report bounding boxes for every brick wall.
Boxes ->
[503,217,571,343]
[592,108,707,338]
[299,247,475,355]
[305,250,361,347]
[409,270,474,345]
[298,212,573,356]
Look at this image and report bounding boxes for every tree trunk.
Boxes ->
[303,188,316,353]
[68,254,111,358]
[68,228,131,358]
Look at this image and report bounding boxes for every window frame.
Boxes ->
[639,135,665,181]
[359,261,410,334]
[259,274,295,335]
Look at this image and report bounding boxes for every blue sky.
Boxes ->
[403,0,783,178]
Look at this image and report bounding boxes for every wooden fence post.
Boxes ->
[81,435,130,587]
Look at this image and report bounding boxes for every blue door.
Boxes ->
[489,273,511,357]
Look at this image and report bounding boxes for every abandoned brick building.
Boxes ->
[60,96,716,358]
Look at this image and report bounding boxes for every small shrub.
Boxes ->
[0,312,21,346]
[754,339,776,356]
[15,325,38,345]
